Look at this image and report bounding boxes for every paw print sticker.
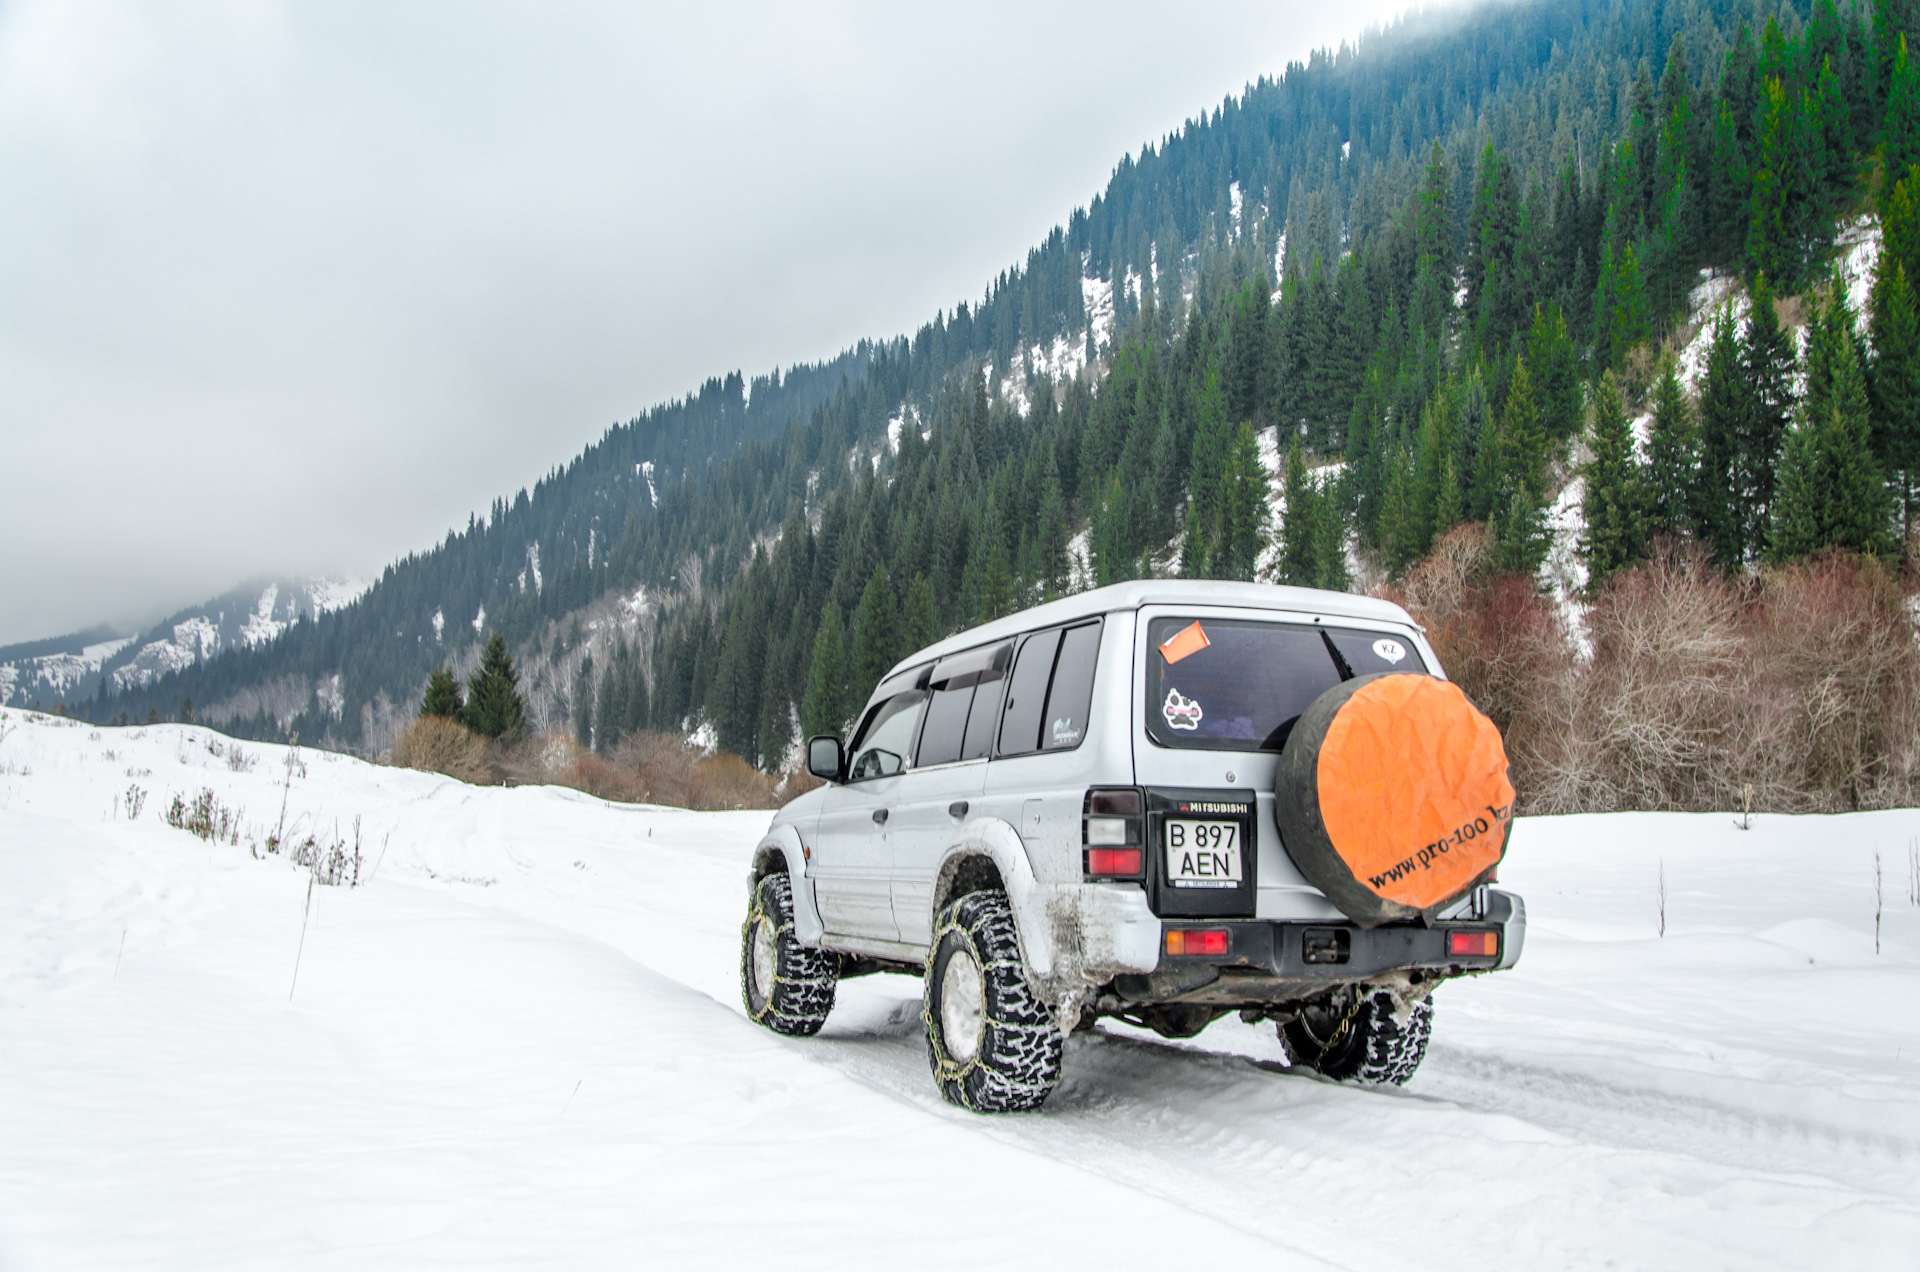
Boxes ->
[1162,687,1203,731]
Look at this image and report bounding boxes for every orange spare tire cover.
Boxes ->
[1275,672,1514,928]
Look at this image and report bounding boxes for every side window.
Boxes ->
[920,641,1011,767]
[1040,621,1102,750]
[849,692,926,780]
[915,684,974,767]
[997,629,1061,756]
[959,651,1009,760]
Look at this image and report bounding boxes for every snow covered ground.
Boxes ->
[2,710,1917,1270]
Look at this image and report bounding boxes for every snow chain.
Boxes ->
[1315,987,1370,1065]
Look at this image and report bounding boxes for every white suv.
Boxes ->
[740,579,1525,1112]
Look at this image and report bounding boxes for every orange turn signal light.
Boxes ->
[1165,928,1229,957]
[1447,929,1499,957]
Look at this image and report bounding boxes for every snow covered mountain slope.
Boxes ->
[0,577,366,710]
[1,710,1915,1269]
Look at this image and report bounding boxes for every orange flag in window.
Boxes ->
[1158,621,1211,666]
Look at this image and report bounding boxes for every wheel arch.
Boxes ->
[751,823,825,947]
[931,820,1053,979]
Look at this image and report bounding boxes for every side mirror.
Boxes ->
[806,734,844,783]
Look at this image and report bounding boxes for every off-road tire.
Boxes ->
[741,872,837,1036]
[924,889,1063,1113]
[1280,988,1433,1085]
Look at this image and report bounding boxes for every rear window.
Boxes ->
[1144,616,1425,752]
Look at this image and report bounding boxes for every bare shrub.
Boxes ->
[1749,552,1920,811]
[496,731,586,787]
[389,715,493,784]
[1397,531,1920,815]
[1393,524,1577,787]
[537,729,818,810]
[1544,542,1748,813]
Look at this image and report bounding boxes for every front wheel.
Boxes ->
[1280,987,1433,1086]
[923,890,1063,1113]
[741,872,837,1035]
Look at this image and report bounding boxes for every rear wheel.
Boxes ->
[1280,987,1433,1086]
[741,872,837,1035]
[924,890,1062,1113]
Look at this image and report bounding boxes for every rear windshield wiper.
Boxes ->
[1321,629,1355,682]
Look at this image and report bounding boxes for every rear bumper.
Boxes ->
[1109,888,1526,1007]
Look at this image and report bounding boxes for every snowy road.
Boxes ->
[2,712,1916,1269]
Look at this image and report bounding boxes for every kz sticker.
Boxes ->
[1050,716,1083,746]
[1162,687,1203,731]
[1372,638,1407,664]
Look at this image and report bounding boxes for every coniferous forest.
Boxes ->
[80,0,1920,812]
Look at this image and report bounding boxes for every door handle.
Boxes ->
[872,808,889,825]
[948,801,969,819]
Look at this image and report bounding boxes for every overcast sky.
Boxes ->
[0,0,1451,646]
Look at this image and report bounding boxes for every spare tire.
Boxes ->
[1275,672,1514,928]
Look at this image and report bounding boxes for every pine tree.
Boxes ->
[799,608,849,740]
[1459,369,1498,521]
[1377,452,1418,577]
[1608,241,1650,366]
[1749,78,1798,284]
[1527,302,1581,439]
[1214,422,1269,580]
[1499,357,1547,499]
[179,695,193,726]
[1494,476,1551,576]
[976,545,1014,622]
[1771,299,1893,558]
[464,632,526,742]
[1645,356,1698,540]
[1704,97,1751,264]
[1582,371,1648,585]
[1276,440,1318,586]
[1312,475,1352,591]
[1741,274,1797,554]
[1885,34,1920,188]
[1883,165,1920,289]
[1871,262,1920,525]
[1032,462,1071,597]
[570,656,593,747]
[593,642,622,751]
[904,574,938,653]
[850,567,902,706]
[1096,473,1143,584]
[422,665,464,720]
[1693,311,1751,567]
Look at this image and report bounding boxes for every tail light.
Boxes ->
[1083,787,1143,881]
[1086,847,1144,877]
[1165,928,1229,957]
[1447,929,1499,958]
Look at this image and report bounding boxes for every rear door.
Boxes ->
[887,642,1010,948]
[810,672,927,941]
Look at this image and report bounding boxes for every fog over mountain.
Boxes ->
[0,0,1438,645]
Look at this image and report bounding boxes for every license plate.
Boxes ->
[1165,819,1241,888]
